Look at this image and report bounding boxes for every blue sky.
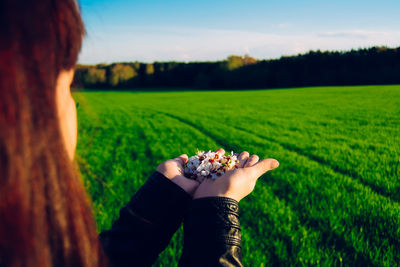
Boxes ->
[78,0,400,64]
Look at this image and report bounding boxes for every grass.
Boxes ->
[74,85,400,266]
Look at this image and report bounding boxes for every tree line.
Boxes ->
[72,46,400,90]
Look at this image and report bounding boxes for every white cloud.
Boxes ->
[78,26,400,64]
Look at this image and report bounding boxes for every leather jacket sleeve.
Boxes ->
[99,171,192,267]
[178,197,243,267]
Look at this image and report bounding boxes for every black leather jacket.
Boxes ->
[100,171,243,267]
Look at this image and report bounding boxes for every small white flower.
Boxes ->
[213,162,221,169]
[200,170,209,176]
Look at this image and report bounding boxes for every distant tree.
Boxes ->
[132,61,141,71]
[109,64,136,87]
[243,54,257,65]
[223,55,257,71]
[84,67,106,85]
[225,55,244,70]
[145,64,155,75]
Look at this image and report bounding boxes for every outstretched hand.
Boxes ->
[193,149,279,202]
[156,154,199,196]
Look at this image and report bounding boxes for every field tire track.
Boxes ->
[137,108,249,152]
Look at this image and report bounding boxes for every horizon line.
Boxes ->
[77,45,399,65]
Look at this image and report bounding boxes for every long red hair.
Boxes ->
[0,0,106,266]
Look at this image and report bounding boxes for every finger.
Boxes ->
[214,148,225,159]
[237,151,250,168]
[244,154,259,168]
[248,158,279,178]
[175,154,189,165]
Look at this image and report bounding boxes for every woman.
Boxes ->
[0,0,279,266]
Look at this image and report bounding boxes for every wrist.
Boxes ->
[193,191,241,202]
[170,175,199,197]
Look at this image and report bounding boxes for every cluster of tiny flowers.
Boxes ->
[184,150,240,182]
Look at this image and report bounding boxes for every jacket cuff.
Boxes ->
[183,197,241,248]
[127,170,192,227]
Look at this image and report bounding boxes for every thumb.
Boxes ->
[249,158,279,178]
[175,154,189,165]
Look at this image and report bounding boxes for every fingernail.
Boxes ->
[271,159,279,169]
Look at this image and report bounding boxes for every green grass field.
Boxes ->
[74,85,400,266]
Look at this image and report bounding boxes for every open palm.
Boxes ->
[157,154,200,196]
